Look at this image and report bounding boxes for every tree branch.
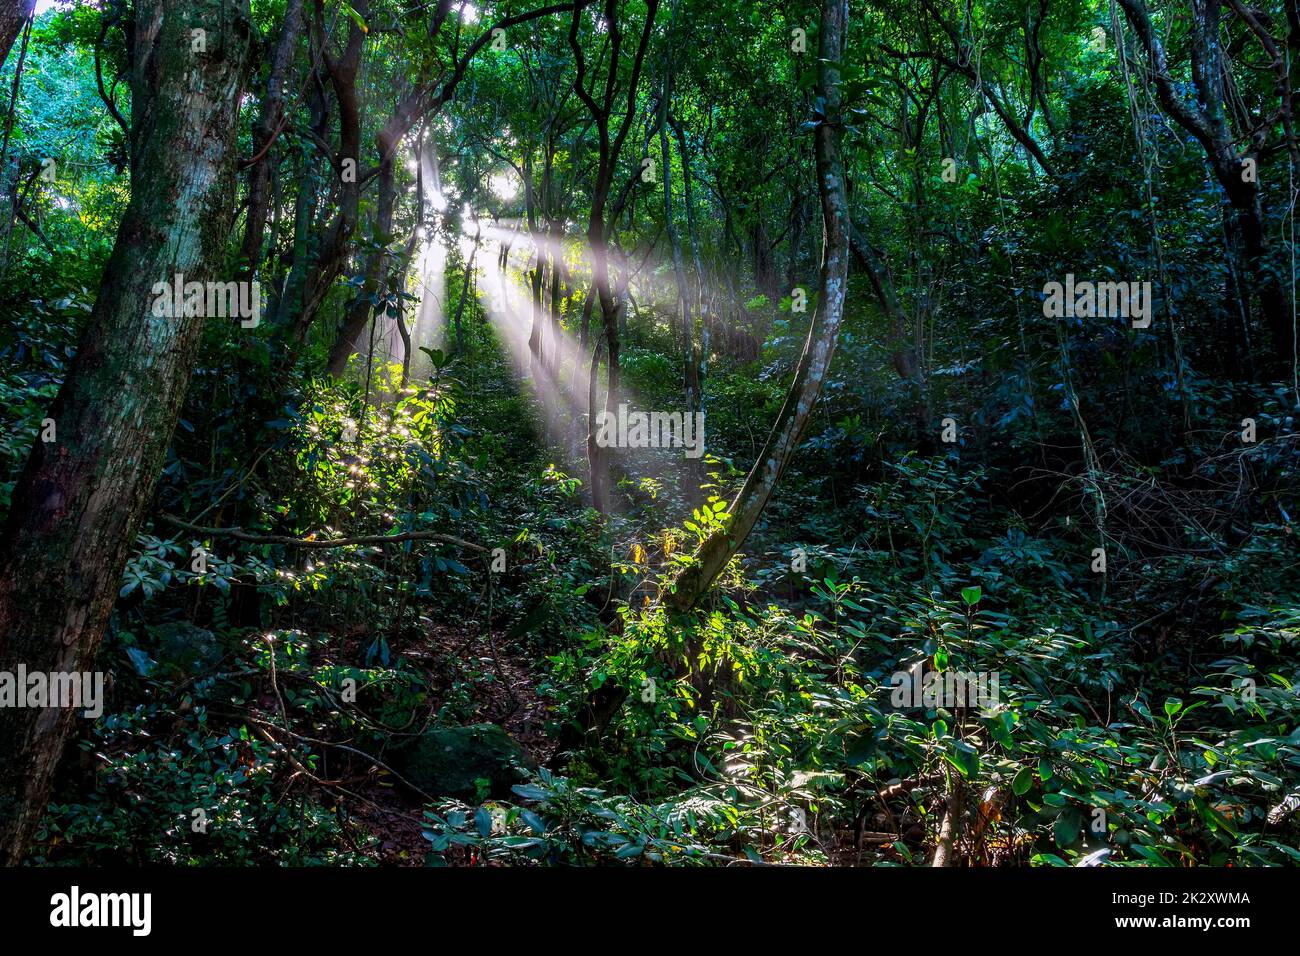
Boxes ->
[160,514,487,552]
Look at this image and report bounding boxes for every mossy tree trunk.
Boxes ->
[0,0,252,864]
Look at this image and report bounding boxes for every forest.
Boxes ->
[0,0,1297,874]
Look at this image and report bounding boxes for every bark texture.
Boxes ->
[0,0,34,70]
[0,0,252,864]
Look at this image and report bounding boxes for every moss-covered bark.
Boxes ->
[0,0,252,863]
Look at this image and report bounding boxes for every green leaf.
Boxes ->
[1012,766,1034,796]
[339,2,369,33]
[511,783,551,801]
[961,586,982,606]
[125,646,156,677]
[1052,814,1078,848]
[500,836,543,849]
[474,807,493,837]
[945,741,980,777]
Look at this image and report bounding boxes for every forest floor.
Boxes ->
[347,622,554,865]
[337,315,586,864]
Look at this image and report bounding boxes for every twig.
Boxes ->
[239,113,290,169]
[244,715,441,805]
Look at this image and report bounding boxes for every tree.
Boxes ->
[0,0,34,69]
[0,0,253,864]
[567,0,659,513]
[657,12,702,495]
[239,0,305,276]
[1117,0,1295,369]
[667,0,852,610]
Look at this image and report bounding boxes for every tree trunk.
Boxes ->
[326,153,396,376]
[547,230,564,377]
[451,240,477,355]
[266,62,328,327]
[1117,0,1292,367]
[587,227,615,513]
[0,0,34,70]
[670,113,708,390]
[239,0,304,276]
[524,149,545,372]
[569,0,659,513]
[578,279,595,349]
[279,1,367,350]
[667,0,850,611]
[0,0,252,864]
[659,70,701,493]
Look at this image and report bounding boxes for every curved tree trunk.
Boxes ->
[1117,0,1293,368]
[327,153,397,376]
[667,0,850,611]
[276,0,367,353]
[0,0,252,864]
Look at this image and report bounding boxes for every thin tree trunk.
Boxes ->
[240,0,304,276]
[668,0,850,611]
[525,149,546,372]
[578,279,595,349]
[279,1,367,350]
[659,67,701,492]
[569,0,659,513]
[931,777,964,867]
[452,240,477,355]
[547,233,563,376]
[670,113,708,387]
[267,63,328,326]
[1117,0,1292,367]
[327,153,397,376]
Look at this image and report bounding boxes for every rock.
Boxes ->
[151,622,224,676]
[395,723,535,800]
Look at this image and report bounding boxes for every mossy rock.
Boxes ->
[396,724,535,800]
[150,622,224,676]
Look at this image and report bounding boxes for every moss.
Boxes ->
[396,724,535,800]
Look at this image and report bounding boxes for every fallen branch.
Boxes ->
[243,714,441,806]
[160,514,487,552]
